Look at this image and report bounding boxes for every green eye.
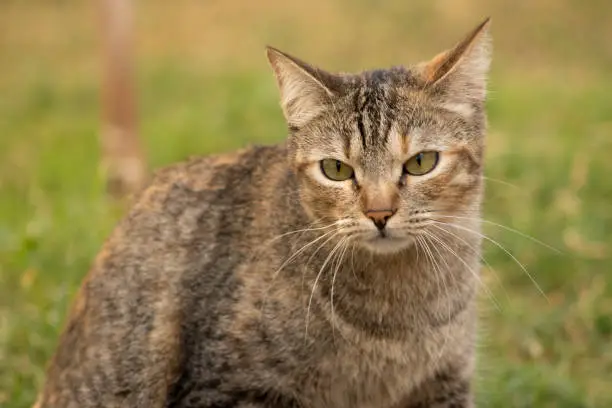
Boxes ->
[320,159,354,181]
[404,151,439,176]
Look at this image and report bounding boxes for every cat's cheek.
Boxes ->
[426,162,482,211]
[296,167,355,220]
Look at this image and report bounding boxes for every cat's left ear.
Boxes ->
[419,18,492,112]
[266,47,341,129]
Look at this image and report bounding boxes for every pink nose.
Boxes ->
[365,209,396,230]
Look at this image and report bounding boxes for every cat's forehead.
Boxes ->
[303,68,456,164]
[353,125,442,167]
[358,67,418,87]
[346,69,441,154]
[349,69,406,150]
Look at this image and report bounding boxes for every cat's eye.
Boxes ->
[320,159,354,181]
[404,151,439,176]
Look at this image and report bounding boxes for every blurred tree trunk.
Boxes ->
[99,0,147,198]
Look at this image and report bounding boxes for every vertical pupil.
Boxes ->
[416,153,422,166]
[336,160,341,172]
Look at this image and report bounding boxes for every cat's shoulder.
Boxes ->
[81,144,287,286]
[131,143,286,211]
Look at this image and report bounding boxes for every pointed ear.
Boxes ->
[420,18,492,112]
[266,47,340,129]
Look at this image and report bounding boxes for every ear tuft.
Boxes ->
[266,47,338,129]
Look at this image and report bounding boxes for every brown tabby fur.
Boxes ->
[36,18,492,408]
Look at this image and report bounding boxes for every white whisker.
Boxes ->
[415,235,451,373]
[330,237,350,345]
[273,223,346,280]
[305,237,346,338]
[423,229,500,310]
[429,223,509,303]
[349,241,360,283]
[482,175,520,190]
[422,234,454,322]
[300,229,348,297]
[434,214,561,254]
[260,220,350,316]
[433,220,549,302]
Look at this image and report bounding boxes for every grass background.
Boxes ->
[1,0,611,406]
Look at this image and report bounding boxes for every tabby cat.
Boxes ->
[36,18,492,408]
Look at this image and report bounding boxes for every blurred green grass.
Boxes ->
[1,1,611,407]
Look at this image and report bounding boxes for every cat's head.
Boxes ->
[267,19,491,254]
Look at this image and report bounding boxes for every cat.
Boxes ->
[35,18,491,408]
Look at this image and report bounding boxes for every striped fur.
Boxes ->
[37,19,491,408]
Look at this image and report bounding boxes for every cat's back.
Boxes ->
[129,142,291,245]
[142,143,288,215]
[106,143,290,278]
[101,141,294,291]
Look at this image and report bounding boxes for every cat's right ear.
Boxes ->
[266,47,339,129]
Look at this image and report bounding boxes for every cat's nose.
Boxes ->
[366,209,396,230]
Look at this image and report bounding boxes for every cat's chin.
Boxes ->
[359,235,415,255]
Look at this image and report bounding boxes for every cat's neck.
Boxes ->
[295,233,480,339]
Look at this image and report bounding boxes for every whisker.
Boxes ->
[419,234,453,323]
[428,223,510,303]
[433,220,549,302]
[301,229,348,296]
[273,224,346,280]
[252,217,347,261]
[415,235,451,373]
[260,223,348,316]
[482,175,520,190]
[330,237,350,345]
[414,233,421,264]
[264,218,351,246]
[264,221,337,244]
[423,229,500,310]
[349,241,360,283]
[305,237,345,339]
[304,229,348,269]
[434,214,561,254]
[346,240,369,287]
[422,234,454,321]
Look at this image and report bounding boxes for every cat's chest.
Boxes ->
[301,333,440,408]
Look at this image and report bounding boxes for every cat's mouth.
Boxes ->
[367,234,403,243]
[361,231,414,254]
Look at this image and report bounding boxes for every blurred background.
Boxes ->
[0,0,611,407]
